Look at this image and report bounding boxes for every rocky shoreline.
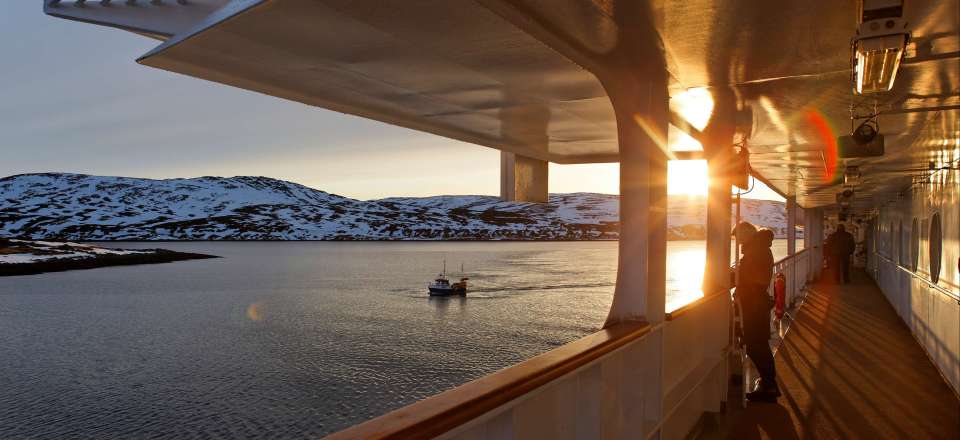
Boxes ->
[0,239,218,277]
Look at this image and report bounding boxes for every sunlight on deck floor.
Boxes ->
[707,270,960,439]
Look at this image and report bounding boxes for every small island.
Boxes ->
[0,238,218,277]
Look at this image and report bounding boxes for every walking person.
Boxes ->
[733,222,780,402]
[827,224,856,283]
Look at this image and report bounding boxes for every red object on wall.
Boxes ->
[774,273,787,319]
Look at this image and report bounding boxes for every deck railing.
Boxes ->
[769,247,814,311]
[324,321,668,439]
[659,292,730,438]
[324,249,817,440]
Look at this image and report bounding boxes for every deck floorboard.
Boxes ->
[711,270,959,439]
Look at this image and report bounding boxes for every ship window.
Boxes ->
[929,213,942,283]
[910,218,919,271]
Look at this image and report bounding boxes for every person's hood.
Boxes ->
[745,228,774,250]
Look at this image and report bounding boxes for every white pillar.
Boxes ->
[787,197,797,256]
[500,152,548,203]
[804,208,824,280]
[703,153,733,297]
[786,196,797,303]
[603,80,669,327]
[699,87,737,298]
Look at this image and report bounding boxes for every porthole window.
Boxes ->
[910,218,920,271]
[929,213,942,283]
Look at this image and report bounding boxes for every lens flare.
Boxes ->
[246,302,263,321]
[670,87,714,131]
[804,109,838,182]
[633,114,674,159]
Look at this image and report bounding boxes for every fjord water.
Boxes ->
[0,241,790,438]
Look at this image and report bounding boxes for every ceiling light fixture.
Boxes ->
[844,166,863,187]
[837,188,855,208]
[853,0,910,95]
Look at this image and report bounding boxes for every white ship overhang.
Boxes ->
[45,0,959,210]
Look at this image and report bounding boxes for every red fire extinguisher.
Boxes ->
[774,273,787,319]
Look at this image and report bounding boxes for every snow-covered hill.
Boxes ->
[0,173,786,241]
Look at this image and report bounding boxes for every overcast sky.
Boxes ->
[1,3,780,201]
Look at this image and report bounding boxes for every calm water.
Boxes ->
[0,241,790,438]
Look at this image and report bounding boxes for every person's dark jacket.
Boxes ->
[828,230,856,257]
[736,229,775,303]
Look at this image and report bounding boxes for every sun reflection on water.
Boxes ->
[666,247,706,312]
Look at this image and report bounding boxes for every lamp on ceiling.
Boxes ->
[838,118,884,157]
[836,188,855,209]
[853,0,910,95]
[844,166,863,187]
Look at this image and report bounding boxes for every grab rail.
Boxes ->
[772,247,810,267]
[666,288,730,320]
[323,321,651,439]
[875,253,960,303]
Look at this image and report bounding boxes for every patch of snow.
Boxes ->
[0,173,787,241]
[0,252,87,264]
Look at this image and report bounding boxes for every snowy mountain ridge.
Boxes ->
[0,173,787,241]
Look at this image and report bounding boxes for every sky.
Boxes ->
[0,3,781,201]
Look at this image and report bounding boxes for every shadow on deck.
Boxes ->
[702,270,960,439]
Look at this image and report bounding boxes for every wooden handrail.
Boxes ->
[665,289,730,321]
[323,321,651,440]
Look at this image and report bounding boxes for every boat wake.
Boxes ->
[395,281,614,298]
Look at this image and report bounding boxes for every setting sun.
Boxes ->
[668,160,709,196]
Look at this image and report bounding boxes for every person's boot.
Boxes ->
[746,378,781,403]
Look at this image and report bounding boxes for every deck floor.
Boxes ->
[714,270,960,439]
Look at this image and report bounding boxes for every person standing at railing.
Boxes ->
[733,222,780,402]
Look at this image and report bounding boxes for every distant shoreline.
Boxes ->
[0,240,218,277]
[74,237,793,243]
[2,174,788,242]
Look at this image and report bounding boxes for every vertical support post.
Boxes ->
[698,88,739,410]
[804,207,824,281]
[701,87,738,298]
[786,197,797,303]
[500,152,549,202]
[585,4,669,436]
[703,156,732,296]
[604,91,669,327]
[787,197,797,256]
[600,78,668,437]
[500,151,516,201]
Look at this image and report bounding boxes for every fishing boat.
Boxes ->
[427,261,467,296]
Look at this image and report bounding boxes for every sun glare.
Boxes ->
[670,88,714,131]
[668,160,708,196]
[666,248,706,312]
[666,88,714,152]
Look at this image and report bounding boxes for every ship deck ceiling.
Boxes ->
[135,0,960,210]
